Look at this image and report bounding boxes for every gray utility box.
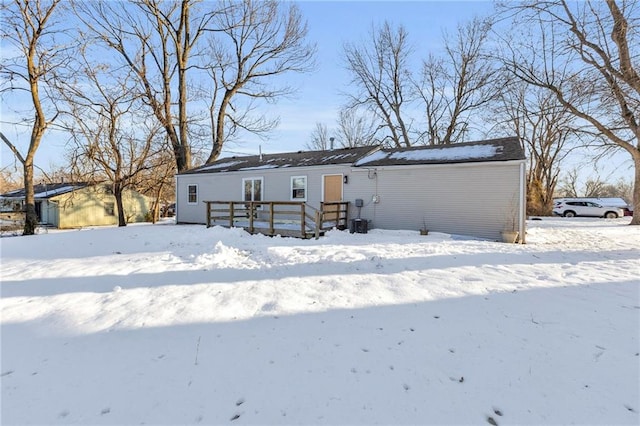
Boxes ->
[349,218,368,234]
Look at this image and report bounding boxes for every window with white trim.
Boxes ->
[242,178,263,203]
[188,184,198,204]
[291,176,307,201]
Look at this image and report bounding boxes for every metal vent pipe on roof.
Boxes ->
[329,137,335,150]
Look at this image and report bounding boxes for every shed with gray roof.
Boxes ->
[176,137,527,242]
[0,182,152,228]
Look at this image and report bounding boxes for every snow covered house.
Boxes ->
[0,182,152,228]
[176,137,527,242]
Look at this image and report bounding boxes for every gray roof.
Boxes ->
[180,146,378,175]
[0,182,89,199]
[354,137,525,167]
[179,137,525,175]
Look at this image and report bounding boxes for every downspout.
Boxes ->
[519,161,526,244]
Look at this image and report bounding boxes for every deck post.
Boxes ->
[269,203,274,234]
[314,211,320,240]
[229,202,234,228]
[249,202,254,233]
[206,202,211,228]
[300,202,305,238]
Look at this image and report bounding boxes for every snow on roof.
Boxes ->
[33,185,80,198]
[356,144,500,166]
[238,164,281,171]
[198,161,245,172]
[353,150,389,166]
[391,144,498,161]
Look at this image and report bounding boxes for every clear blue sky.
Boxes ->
[0,0,632,185]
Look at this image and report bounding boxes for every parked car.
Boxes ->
[553,199,624,218]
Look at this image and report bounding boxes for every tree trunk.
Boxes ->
[22,161,38,235]
[114,184,127,227]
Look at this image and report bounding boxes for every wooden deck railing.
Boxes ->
[203,200,349,239]
[320,201,349,230]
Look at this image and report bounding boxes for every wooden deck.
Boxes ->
[204,201,349,239]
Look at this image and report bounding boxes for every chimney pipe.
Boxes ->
[329,137,335,150]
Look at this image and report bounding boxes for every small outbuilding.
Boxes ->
[176,137,527,242]
[0,182,152,228]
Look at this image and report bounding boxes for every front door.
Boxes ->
[323,174,343,224]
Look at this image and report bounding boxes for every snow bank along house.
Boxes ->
[175,137,527,242]
[0,182,152,228]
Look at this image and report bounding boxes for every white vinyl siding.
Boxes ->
[346,161,523,240]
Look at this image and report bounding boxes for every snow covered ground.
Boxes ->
[1,217,639,425]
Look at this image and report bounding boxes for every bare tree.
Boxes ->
[61,52,162,227]
[306,109,377,151]
[415,17,498,145]
[0,0,68,235]
[337,109,376,148]
[556,168,580,198]
[205,0,316,163]
[498,0,640,224]
[0,166,21,194]
[73,0,218,173]
[557,168,632,201]
[343,21,414,148]
[493,78,577,215]
[134,147,176,223]
[306,122,331,151]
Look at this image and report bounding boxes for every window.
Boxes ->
[188,185,198,204]
[104,202,115,216]
[242,178,263,203]
[291,176,307,201]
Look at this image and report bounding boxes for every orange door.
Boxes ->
[323,175,343,223]
[323,175,342,202]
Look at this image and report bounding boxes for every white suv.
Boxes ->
[553,200,624,218]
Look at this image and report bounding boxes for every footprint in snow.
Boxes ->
[486,416,498,425]
[101,408,111,415]
[236,398,245,406]
[230,413,241,421]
